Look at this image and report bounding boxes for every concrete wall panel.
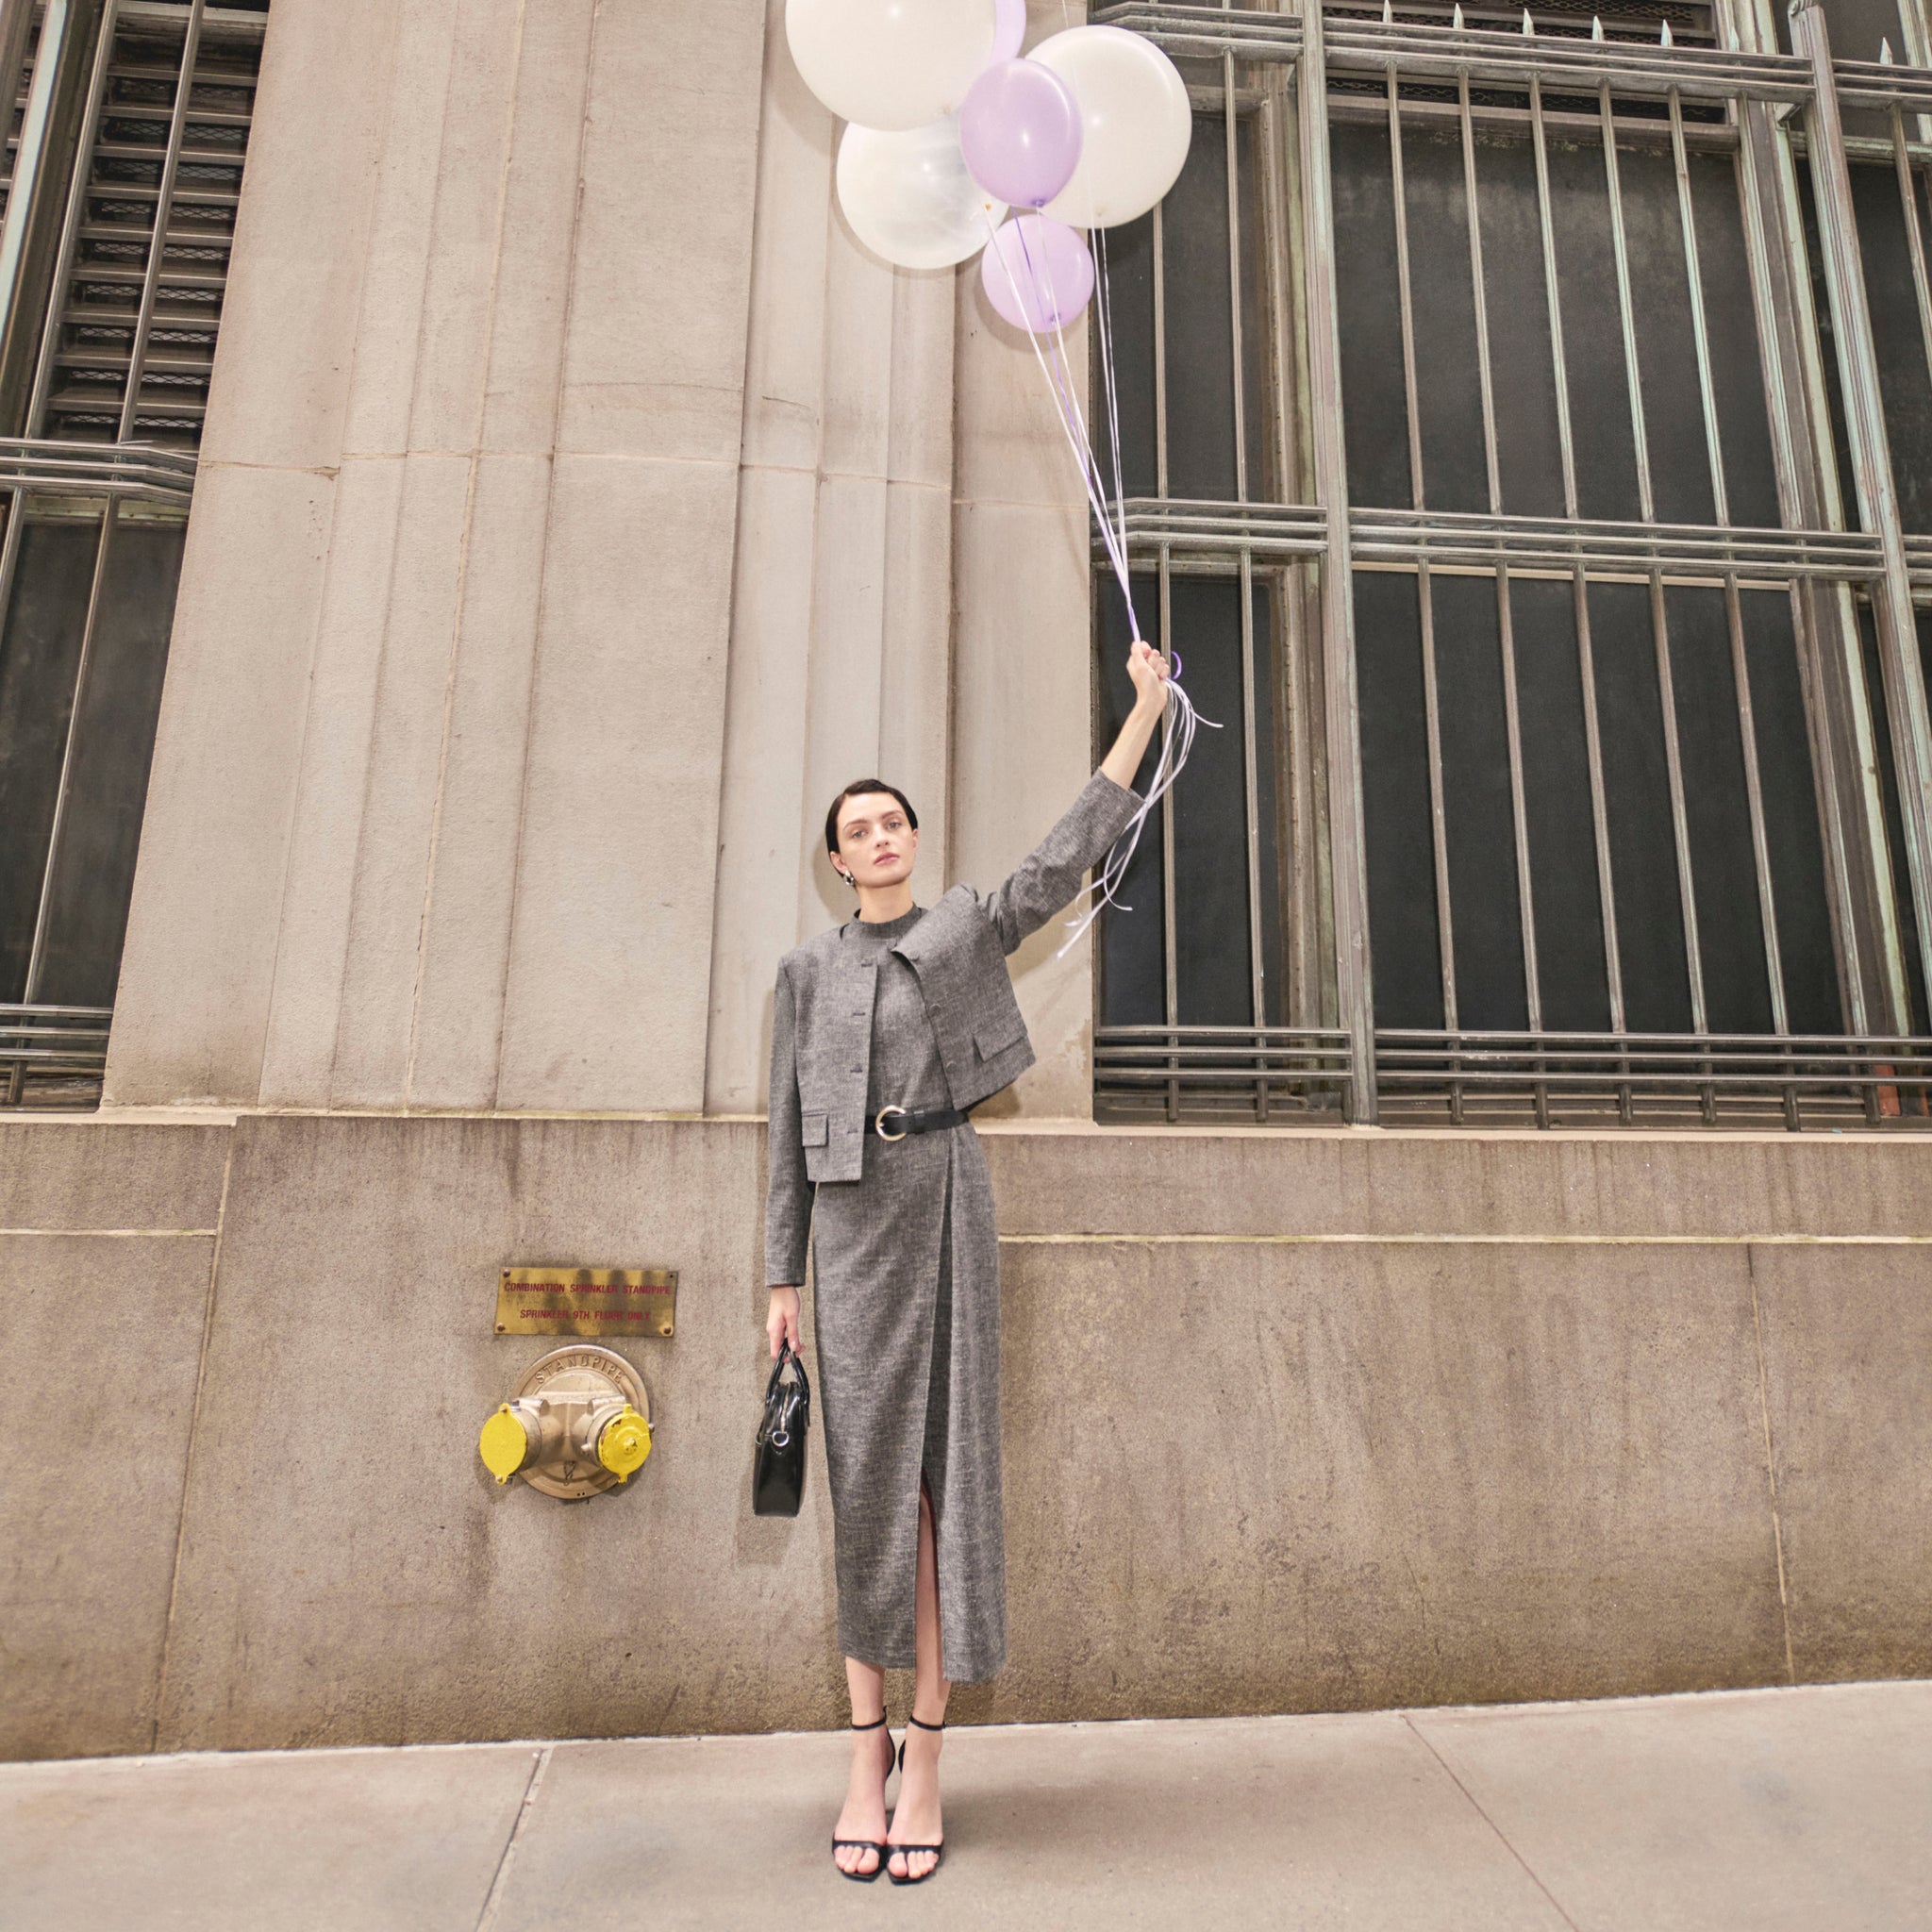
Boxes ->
[1752,1241,1932,1682]
[974,1236,1790,1724]
[700,0,834,1115]
[330,452,475,1107]
[197,0,399,471]
[948,495,1095,1121]
[952,270,1091,514]
[5,1115,1928,1759]
[495,456,738,1111]
[407,0,528,456]
[820,219,897,483]
[557,0,767,464]
[888,266,958,492]
[0,1235,213,1758]
[706,463,818,1116]
[735,0,834,477]
[0,1119,229,1231]
[106,465,338,1107]
[879,479,954,889]
[257,457,407,1108]
[336,0,459,459]
[408,453,556,1110]
[799,471,889,834]
[479,0,598,458]
[979,1124,1932,1239]
[153,1114,831,1752]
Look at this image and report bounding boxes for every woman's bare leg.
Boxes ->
[831,1657,891,1876]
[887,1482,949,1880]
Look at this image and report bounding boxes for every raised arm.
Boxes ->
[763,961,810,1354]
[1100,639,1172,790]
[983,641,1172,955]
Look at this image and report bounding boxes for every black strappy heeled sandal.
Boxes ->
[830,1713,894,1883]
[888,1714,945,1885]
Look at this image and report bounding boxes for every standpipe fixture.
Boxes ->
[478,1344,653,1500]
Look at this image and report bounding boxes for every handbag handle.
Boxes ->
[765,1340,810,1406]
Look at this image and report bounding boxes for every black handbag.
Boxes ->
[752,1342,810,1516]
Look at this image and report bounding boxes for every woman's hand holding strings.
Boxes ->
[1100,639,1173,791]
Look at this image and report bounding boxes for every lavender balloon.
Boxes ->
[991,0,1025,62]
[958,58,1083,210]
[980,213,1093,333]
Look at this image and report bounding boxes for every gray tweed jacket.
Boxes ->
[765,769,1139,1283]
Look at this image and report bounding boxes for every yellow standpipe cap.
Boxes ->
[596,1406,653,1481]
[479,1406,534,1485]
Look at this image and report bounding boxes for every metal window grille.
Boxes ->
[1092,0,1932,1129]
[0,0,265,1109]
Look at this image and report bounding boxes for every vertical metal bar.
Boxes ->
[3,0,116,1106]
[117,0,201,440]
[1600,84,1656,525]
[1256,87,1319,1041]
[1457,72,1504,522]
[1224,41,1268,1115]
[1791,0,1932,1017]
[0,0,70,358]
[19,500,119,1006]
[0,0,117,703]
[1735,87,1891,1042]
[1387,58,1458,1118]
[1300,0,1377,1122]
[1530,63,1627,1122]
[1601,77,1710,1064]
[1668,87,1731,528]
[0,0,36,154]
[25,0,116,435]
[0,2,33,974]
[1153,196,1179,1121]
[1888,99,1932,396]
[1460,63,1545,1124]
[1669,83,1790,1120]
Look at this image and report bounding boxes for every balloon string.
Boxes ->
[979,209,1216,958]
[1041,219,1216,956]
[1090,228,1146,667]
[983,208,1138,626]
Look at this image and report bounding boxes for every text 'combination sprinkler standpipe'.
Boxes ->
[478,1344,653,1501]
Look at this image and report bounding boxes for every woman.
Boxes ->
[764,638,1172,1885]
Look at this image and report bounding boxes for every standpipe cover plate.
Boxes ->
[596,1406,653,1480]
[478,1405,533,1484]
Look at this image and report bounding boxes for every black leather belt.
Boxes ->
[874,1106,968,1141]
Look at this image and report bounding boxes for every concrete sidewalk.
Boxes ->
[2,1681,1926,1931]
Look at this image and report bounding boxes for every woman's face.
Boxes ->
[835,793,918,891]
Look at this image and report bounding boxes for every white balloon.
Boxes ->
[837,118,1007,271]
[788,0,996,133]
[1033,25,1191,228]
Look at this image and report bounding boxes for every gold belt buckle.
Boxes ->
[874,1106,909,1141]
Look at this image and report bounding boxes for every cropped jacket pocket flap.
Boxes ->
[799,1110,828,1147]
[974,1014,1026,1059]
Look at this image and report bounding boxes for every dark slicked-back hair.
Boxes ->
[824,778,919,860]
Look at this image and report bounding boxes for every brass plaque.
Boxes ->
[495,1267,676,1339]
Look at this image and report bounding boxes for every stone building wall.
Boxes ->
[102,0,1094,1120]
[2,0,1929,1766]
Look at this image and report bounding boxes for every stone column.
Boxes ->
[104,0,404,1106]
[946,0,1094,1122]
[704,0,1093,1121]
[107,0,771,1113]
[702,0,956,1116]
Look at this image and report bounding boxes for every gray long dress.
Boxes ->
[810,906,1006,1682]
[765,772,1141,1684]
